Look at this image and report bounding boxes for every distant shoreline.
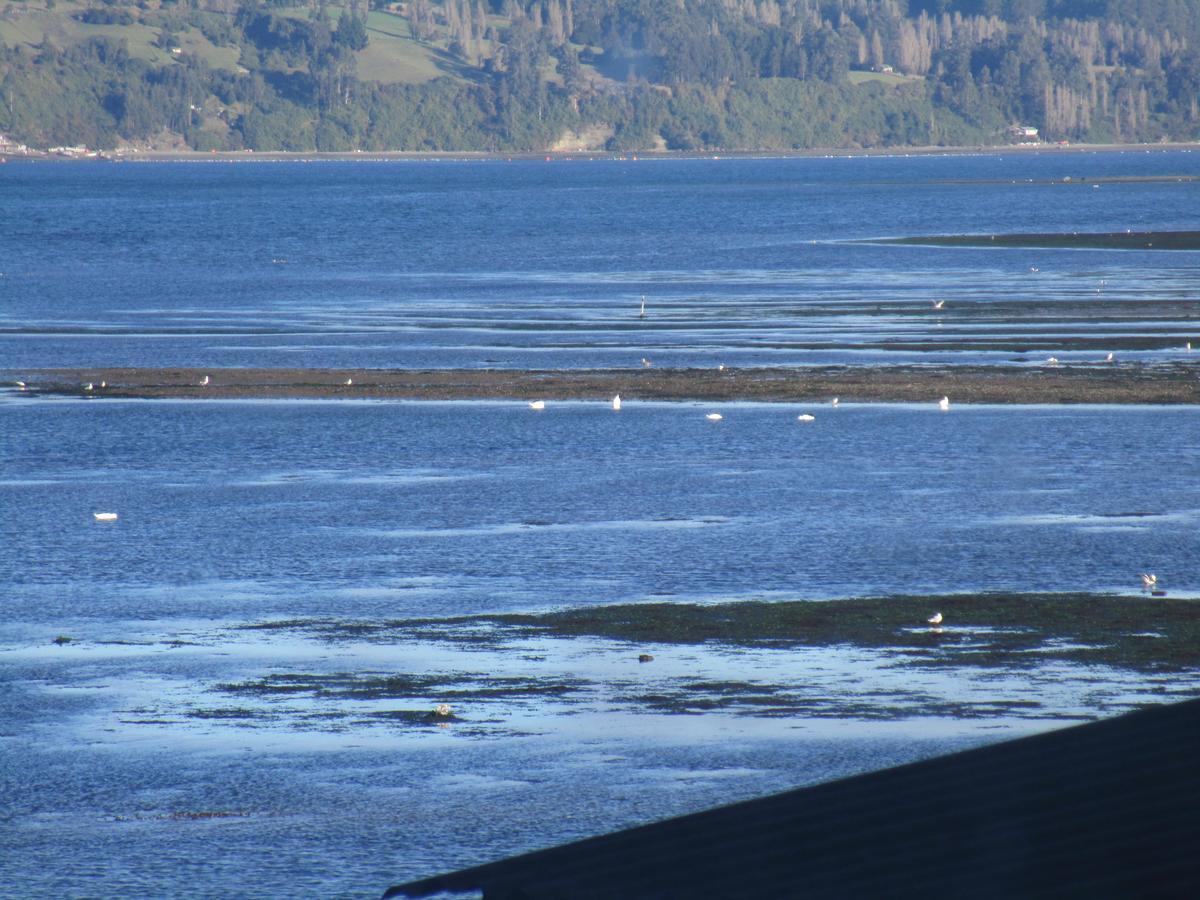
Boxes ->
[6,141,1200,164]
[14,365,1200,404]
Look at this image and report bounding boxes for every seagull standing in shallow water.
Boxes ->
[528,400,545,411]
[612,394,621,411]
[938,396,950,411]
[200,375,210,386]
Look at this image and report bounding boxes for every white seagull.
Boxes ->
[938,396,950,411]
[931,299,945,310]
[15,381,25,390]
[1105,352,1114,363]
[641,358,652,368]
[345,378,353,386]
[528,400,546,411]
[927,612,943,626]
[797,414,815,422]
[612,394,621,411]
[93,512,118,521]
[1141,573,1157,589]
[705,413,723,421]
[200,375,210,386]
[84,383,93,392]
[831,397,839,407]
[1046,357,1060,366]
[639,296,646,318]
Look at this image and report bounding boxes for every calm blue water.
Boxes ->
[3,399,1197,622]
[2,151,1198,371]
[3,153,1200,898]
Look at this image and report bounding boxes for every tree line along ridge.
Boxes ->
[0,0,1197,153]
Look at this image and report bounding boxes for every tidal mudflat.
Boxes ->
[23,593,1200,746]
[17,362,1200,404]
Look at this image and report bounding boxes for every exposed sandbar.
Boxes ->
[874,229,1200,250]
[14,365,1200,404]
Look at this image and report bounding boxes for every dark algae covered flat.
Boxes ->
[869,229,1200,250]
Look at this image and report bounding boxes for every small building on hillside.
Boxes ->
[1006,124,1040,143]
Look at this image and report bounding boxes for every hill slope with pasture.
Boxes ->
[1,0,1197,153]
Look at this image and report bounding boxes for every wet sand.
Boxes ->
[15,364,1200,404]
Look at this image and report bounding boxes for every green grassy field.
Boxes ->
[0,0,240,70]
[357,11,452,84]
[0,1,591,88]
[848,69,923,86]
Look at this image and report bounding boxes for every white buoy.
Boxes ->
[528,400,546,410]
[705,413,723,421]
[938,396,950,411]
[612,394,621,411]
[93,512,118,521]
[797,414,815,422]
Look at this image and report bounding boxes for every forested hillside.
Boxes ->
[1,0,1198,152]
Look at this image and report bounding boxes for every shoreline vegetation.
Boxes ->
[16,364,1200,404]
